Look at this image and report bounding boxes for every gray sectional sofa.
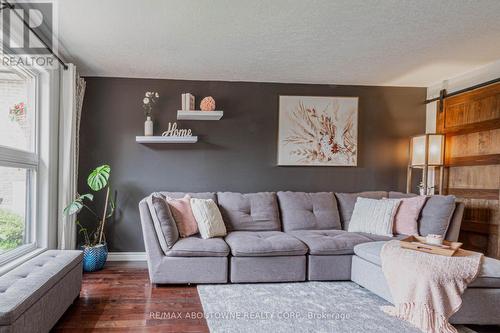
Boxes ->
[139,190,500,325]
[139,190,465,284]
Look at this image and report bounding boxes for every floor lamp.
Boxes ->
[406,134,445,194]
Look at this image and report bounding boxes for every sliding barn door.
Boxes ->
[437,83,500,258]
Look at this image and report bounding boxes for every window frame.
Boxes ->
[0,65,40,265]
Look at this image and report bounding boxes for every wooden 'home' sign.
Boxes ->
[162,122,192,137]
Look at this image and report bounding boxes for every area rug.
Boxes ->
[197,282,476,333]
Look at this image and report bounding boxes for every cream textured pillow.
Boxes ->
[190,198,227,239]
[347,197,401,237]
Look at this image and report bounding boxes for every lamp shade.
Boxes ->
[410,134,444,167]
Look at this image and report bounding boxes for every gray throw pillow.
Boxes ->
[335,191,388,230]
[418,195,456,237]
[146,192,179,253]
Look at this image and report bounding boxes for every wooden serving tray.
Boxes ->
[400,236,463,256]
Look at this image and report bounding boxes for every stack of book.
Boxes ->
[181,93,195,111]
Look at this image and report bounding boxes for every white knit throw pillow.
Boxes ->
[190,198,227,239]
[347,197,401,236]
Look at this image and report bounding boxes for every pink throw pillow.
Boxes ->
[393,196,428,235]
[166,195,198,237]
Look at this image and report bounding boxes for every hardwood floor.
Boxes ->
[52,262,209,332]
[53,262,497,333]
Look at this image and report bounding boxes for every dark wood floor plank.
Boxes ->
[52,263,209,333]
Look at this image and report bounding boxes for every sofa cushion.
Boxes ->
[353,241,386,266]
[277,192,341,232]
[335,191,388,230]
[353,241,500,288]
[288,230,373,255]
[165,235,229,257]
[217,192,280,231]
[355,232,406,242]
[418,195,456,237]
[225,231,307,257]
[0,250,82,325]
[475,257,500,288]
[146,193,179,252]
[161,192,217,202]
[388,191,418,199]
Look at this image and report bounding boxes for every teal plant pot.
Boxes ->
[80,243,108,272]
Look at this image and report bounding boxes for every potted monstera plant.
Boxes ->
[64,165,115,272]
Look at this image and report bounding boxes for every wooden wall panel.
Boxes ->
[489,234,500,259]
[446,154,500,167]
[437,82,500,258]
[459,198,500,257]
[442,84,500,129]
[448,165,500,188]
[447,129,500,157]
[447,188,499,200]
[444,95,499,128]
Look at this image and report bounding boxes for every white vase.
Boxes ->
[144,116,153,136]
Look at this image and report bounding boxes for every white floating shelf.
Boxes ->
[136,136,198,144]
[177,110,223,120]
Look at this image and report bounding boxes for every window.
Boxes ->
[0,69,34,152]
[0,66,38,264]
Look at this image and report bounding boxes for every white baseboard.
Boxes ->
[107,252,147,261]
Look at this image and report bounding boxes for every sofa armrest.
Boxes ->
[445,202,465,242]
[139,198,165,274]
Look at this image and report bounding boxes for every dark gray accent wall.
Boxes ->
[78,77,426,251]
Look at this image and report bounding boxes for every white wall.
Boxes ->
[426,60,500,133]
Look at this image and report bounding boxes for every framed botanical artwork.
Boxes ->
[277,95,358,166]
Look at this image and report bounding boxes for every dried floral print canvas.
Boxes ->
[278,96,358,166]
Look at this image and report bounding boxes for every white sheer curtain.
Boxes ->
[57,64,86,249]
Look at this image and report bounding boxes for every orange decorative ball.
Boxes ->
[200,96,216,111]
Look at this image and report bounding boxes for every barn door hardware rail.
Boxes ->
[0,0,68,70]
[425,77,500,112]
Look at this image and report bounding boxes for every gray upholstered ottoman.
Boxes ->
[351,242,500,325]
[0,250,83,333]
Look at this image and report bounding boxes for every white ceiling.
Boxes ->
[55,0,500,87]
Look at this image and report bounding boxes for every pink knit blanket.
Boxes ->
[381,240,483,333]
